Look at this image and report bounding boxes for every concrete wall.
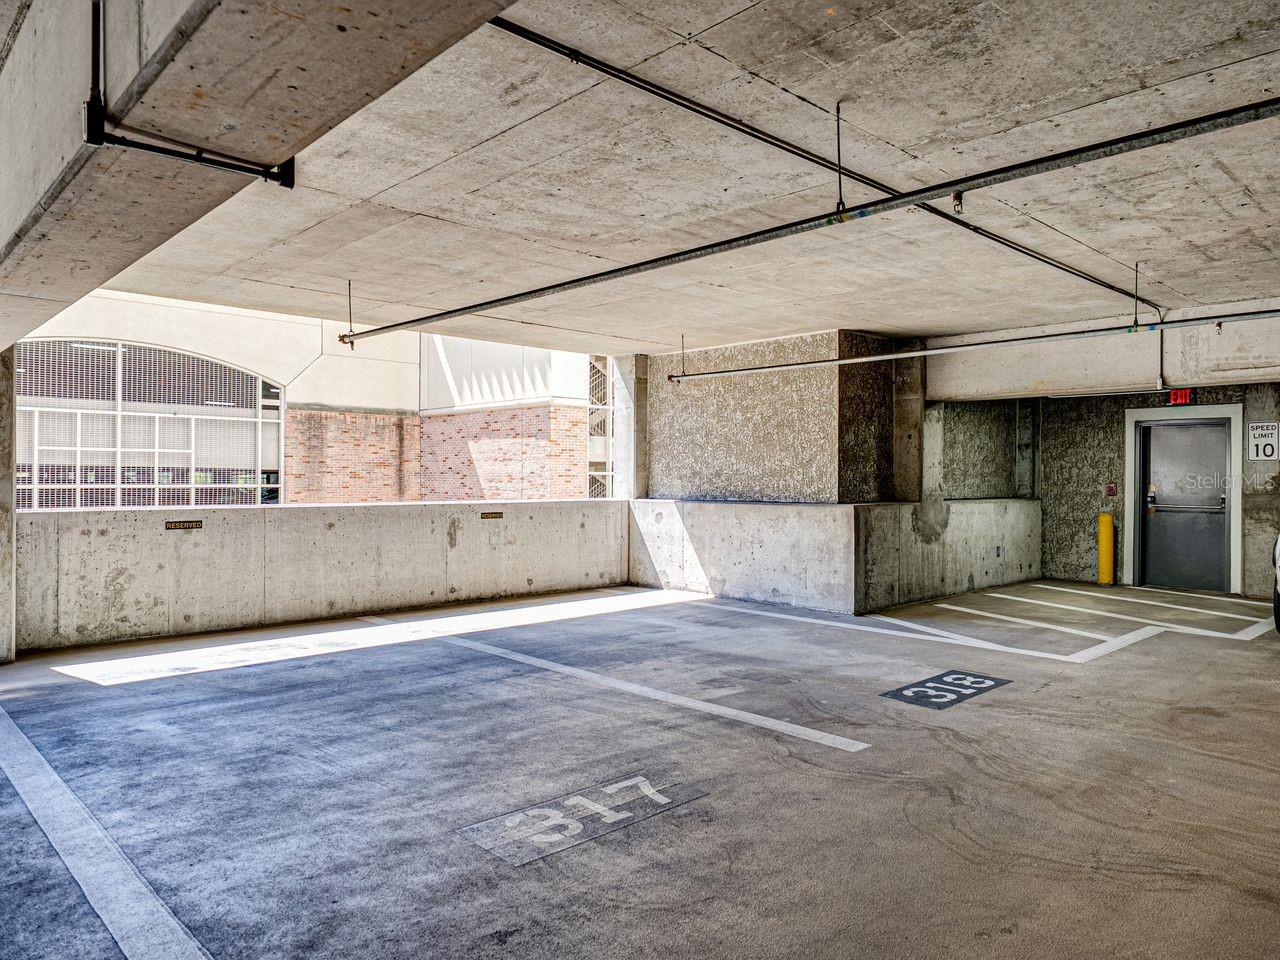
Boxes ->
[1039,384,1280,596]
[837,332,896,503]
[853,499,1042,611]
[17,499,627,651]
[629,499,858,613]
[941,400,1018,499]
[629,498,1039,614]
[648,334,842,503]
[646,331,910,504]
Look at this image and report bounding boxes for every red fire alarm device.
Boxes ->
[1167,387,1197,406]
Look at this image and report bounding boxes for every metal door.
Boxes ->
[1138,420,1230,591]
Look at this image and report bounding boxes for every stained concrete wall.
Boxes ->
[941,400,1018,499]
[1039,384,1280,596]
[630,498,1040,614]
[853,500,1042,611]
[17,499,627,651]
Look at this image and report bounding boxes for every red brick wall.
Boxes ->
[285,409,423,504]
[421,403,588,500]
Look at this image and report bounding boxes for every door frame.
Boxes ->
[1122,403,1242,593]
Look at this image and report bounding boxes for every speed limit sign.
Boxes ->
[1248,422,1279,462]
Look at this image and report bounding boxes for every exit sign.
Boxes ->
[1167,387,1197,406]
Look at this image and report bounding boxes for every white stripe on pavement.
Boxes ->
[436,635,872,756]
[0,706,210,960]
[984,592,1233,638]
[1030,584,1263,621]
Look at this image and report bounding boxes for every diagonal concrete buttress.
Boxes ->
[0,0,513,348]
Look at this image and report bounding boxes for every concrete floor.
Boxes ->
[2,581,1279,960]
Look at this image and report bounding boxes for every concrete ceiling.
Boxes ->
[100,0,1280,355]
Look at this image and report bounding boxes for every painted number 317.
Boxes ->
[510,776,671,844]
[898,674,996,704]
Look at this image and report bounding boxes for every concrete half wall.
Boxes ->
[630,498,1040,614]
[853,500,1042,611]
[17,500,627,652]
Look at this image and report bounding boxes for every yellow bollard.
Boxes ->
[1097,512,1115,586]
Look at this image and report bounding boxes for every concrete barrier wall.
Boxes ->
[853,499,1042,611]
[629,500,858,613]
[630,498,1040,614]
[17,500,628,652]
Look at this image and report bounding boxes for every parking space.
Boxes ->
[2,585,1280,960]
[876,579,1274,663]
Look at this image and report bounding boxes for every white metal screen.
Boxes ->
[15,340,284,510]
[587,355,613,498]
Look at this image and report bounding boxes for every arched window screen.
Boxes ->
[15,340,283,510]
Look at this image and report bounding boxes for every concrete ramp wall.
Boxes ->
[630,498,1040,614]
[17,500,628,652]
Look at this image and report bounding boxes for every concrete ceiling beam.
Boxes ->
[0,0,514,348]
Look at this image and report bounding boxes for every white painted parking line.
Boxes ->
[984,592,1235,638]
[1132,585,1271,608]
[435,635,872,756]
[868,614,1077,662]
[0,706,211,960]
[704,602,1077,662]
[697,602,960,644]
[871,614,986,644]
[887,607,1165,664]
[934,603,1116,642]
[1235,618,1277,641]
[1030,584,1264,621]
[1067,627,1164,663]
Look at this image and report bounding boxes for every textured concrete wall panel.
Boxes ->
[648,334,841,503]
[837,332,895,503]
[942,400,1018,499]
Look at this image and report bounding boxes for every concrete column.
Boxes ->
[0,348,14,663]
[1015,398,1040,499]
[610,355,649,500]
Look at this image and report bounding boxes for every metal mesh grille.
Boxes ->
[15,339,283,511]
[15,341,117,409]
[587,355,613,497]
[122,345,257,414]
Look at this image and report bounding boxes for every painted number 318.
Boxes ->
[510,776,671,844]
[899,674,996,704]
